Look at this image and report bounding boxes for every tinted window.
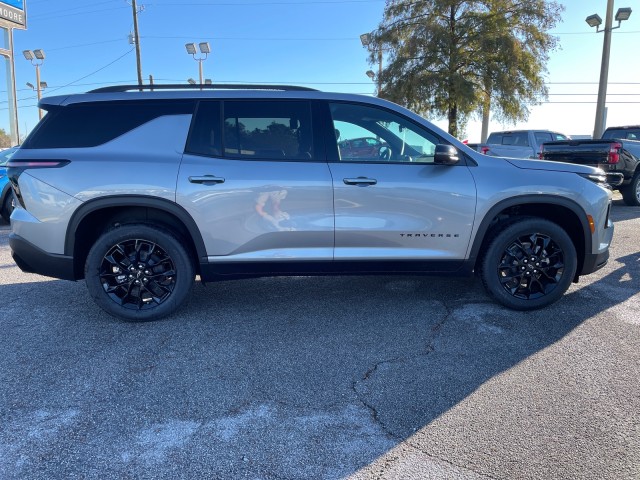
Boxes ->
[486,133,502,144]
[23,101,195,149]
[534,133,552,145]
[186,101,222,157]
[330,102,439,163]
[502,132,529,146]
[223,101,313,160]
[602,128,640,140]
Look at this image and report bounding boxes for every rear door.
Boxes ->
[176,99,334,263]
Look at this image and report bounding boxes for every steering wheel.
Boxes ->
[378,145,392,161]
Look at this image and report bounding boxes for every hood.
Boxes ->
[505,158,604,175]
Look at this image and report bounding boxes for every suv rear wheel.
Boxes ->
[84,224,194,321]
[480,218,577,310]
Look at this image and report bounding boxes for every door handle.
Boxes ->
[343,177,377,186]
[188,175,225,185]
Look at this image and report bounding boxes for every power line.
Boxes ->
[46,49,136,95]
[29,1,122,18]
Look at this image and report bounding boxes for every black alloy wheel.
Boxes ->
[497,232,564,300]
[480,218,577,310]
[85,224,194,321]
[99,239,177,310]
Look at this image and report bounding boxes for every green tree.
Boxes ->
[369,0,563,137]
[0,128,11,148]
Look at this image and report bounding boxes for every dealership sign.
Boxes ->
[0,0,25,28]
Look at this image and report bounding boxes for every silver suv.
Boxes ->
[7,85,614,321]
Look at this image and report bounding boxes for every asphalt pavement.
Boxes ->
[0,198,639,479]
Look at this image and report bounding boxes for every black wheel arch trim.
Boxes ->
[468,195,592,266]
[65,195,207,259]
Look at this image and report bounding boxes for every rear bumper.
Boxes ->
[9,233,77,281]
[581,250,609,276]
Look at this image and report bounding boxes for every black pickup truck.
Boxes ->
[540,126,640,206]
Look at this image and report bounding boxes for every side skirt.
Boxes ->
[198,259,474,282]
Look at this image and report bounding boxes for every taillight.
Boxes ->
[6,159,70,168]
[481,146,490,155]
[608,142,621,164]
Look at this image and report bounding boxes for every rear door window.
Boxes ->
[222,101,315,160]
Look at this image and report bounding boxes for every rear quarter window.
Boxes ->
[23,101,195,149]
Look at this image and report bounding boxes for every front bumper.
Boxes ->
[580,250,609,276]
[10,233,77,281]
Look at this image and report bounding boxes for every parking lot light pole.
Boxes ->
[587,2,632,139]
[23,49,45,120]
[185,42,211,85]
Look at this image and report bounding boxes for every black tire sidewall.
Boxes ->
[481,219,577,310]
[621,172,640,206]
[85,224,194,321]
[1,191,13,222]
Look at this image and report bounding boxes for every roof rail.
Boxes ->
[88,84,318,93]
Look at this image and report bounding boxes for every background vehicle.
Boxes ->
[7,85,614,321]
[478,130,569,159]
[338,136,389,160]
[602,125,640,140]
[540,135,640,206]
[0,146,18,222]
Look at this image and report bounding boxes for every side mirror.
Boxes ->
[434,144,460,165]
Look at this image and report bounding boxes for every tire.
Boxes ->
[84,224,195,321]
[620,172,640,206]
[480,218,577,310]
[1,190,14,222]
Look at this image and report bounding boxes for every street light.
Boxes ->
[185,42,211,85]
[365,70,375,80]
[26,81,47,91]
[360,32,382,96]
[586,2,632,138]
[187,78,196,85]
[23,49,46,120]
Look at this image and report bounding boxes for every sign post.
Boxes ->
[0,0,26,146]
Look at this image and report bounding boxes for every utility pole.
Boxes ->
[131,0,143,86]
[593,0,614,140]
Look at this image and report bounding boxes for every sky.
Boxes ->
[1,0,639,142]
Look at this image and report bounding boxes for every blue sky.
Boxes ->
[2,0,639,141]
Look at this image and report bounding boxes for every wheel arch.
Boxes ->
[470,195,591,277]
[66,195,207,279]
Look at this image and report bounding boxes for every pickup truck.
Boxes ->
[478,130,569,159]
[540,135,640,206]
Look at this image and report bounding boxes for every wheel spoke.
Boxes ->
[98,238,176,310]
[497,232,565,300]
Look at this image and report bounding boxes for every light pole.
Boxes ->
[23,49,45,120]
[586,3,632,139]
[360,33,383,96]
[185,42,211,85]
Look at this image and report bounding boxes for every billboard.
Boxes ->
[0,0,25,28]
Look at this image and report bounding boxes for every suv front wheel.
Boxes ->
[480,218,577,310]
[85,224,195,321]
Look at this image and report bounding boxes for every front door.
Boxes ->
[326,101,477,269]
